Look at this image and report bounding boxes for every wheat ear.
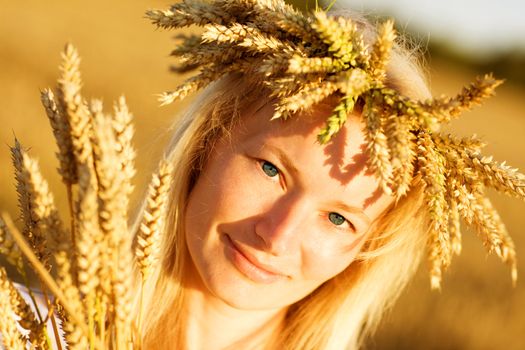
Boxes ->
[11,138,52,270]
[112,96,137,211]
[136,158,174,280]
[40,88,77,186]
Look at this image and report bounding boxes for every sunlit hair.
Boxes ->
[132,9,432,350]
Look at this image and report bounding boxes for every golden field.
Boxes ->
[0,1,524,349]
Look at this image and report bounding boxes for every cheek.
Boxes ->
[186,153,270,231]
[301,234,365,281]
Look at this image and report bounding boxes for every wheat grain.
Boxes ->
[6,279,42,341]
[112,96,136,212]
[417,131,451,290]
[363,93,393,195]
[56,44,93,170]
[273,80,338,120]
[370,20,396,80]
[146,1,230,29]
[469,154,525,200]
[2,211,89,343]
[54,247,89,350]
[384,114,414,198]
[0,268,26,350]
[446,178,462,256]
[427,74,504,123]
[251,0,315,41]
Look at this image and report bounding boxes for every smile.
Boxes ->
[224,234,288,284]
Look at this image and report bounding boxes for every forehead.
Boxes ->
[229,101,394,221]
[239,100,365,152]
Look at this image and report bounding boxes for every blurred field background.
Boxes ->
[0,1,524,349]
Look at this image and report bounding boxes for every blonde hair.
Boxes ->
[133,9,433,350]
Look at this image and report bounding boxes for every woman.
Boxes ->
[135,5,457,349]
[0,2,521,349]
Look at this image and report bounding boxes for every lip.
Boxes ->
[224,234,288,284]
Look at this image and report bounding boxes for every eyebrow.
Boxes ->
[262,144,372,226]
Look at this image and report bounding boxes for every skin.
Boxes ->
[183,101,395,349]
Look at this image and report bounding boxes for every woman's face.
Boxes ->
[184,101,394,310]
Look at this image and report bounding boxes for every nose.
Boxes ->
[254,194,308,256]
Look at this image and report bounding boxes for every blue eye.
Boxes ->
[328,212,346,226]
[262,161,279,177]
